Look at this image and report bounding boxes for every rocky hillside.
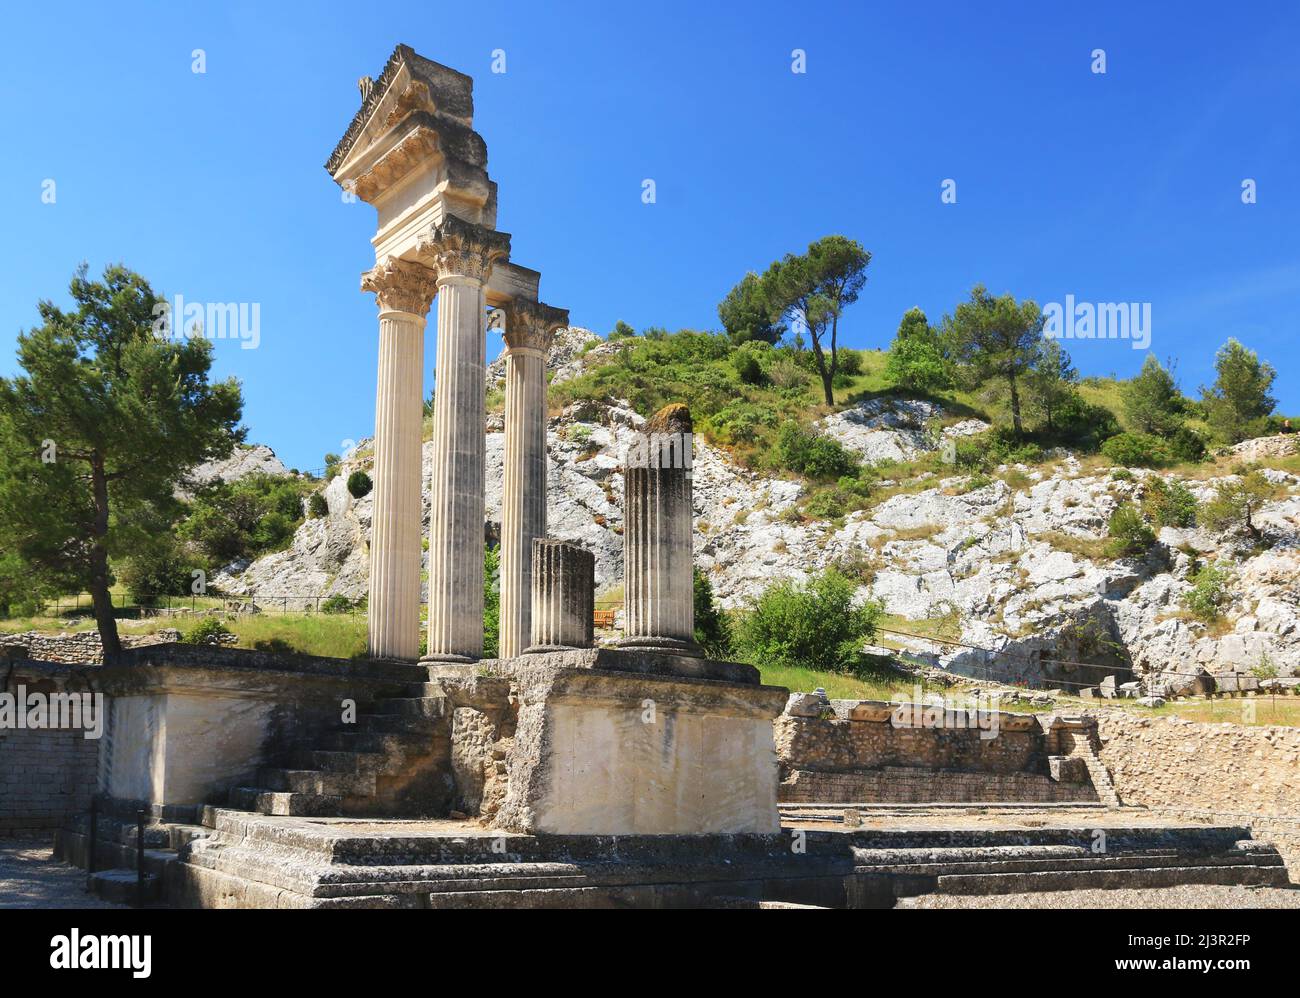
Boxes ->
[215,329,1300,692]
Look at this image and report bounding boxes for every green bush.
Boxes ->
[320,594,356,614]
[118,543,198,604]
[1101,431,1173,468]
[308,492,329,519]
[1168,426,1207,463]
[735,568,882,674]
[730,345,767,386]
[703,401,777,445]
[182,617,235,645]
[1183,564,1232,622]
[347,471,373,499]
[1142,478,1198,528]
[837,348,863,377]
[693,568,732,658]
[1106,503,1157,558]
[775,421,859,481]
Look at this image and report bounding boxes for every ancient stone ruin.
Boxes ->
[9,45,1295,909]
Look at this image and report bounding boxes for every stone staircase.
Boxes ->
[227,681,454,818]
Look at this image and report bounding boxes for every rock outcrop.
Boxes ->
[218,387,1300,687]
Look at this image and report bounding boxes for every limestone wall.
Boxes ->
[0,660,101,835]
[0,630,179,665]
[775,699,1099,805]
[1091,711,1300,873]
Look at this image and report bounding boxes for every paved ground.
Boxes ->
[0,842,123,909]
[898,885,1300,908]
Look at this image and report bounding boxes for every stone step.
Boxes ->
[313,731,441,758]
[857,847,1286,879]
[295,749,392,776]
[229,787,343,817]
[934,862,1291,895]
[354,712,445,735]
[258,767,378,797]
[88,868,161,905]
[165,823,215,851]
[371,697,446,719]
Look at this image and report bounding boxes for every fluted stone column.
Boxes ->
[499,299,569,659]
[418,216,511,663]
[620,403,701,656]
[360,258,438,661]
[527,539,595,653]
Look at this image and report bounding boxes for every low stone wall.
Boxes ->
[0,630,179,665]
[0,659,101,835]
[1090,711,1300,874]
[781,767,1096,804]
[776,697,1099,805]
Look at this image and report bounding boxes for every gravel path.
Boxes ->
[0,841,124,909]
[898,885,1300,909]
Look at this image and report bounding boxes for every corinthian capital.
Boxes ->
[361,257,438,317]
[503,299,569,354]
[417,214,512,284]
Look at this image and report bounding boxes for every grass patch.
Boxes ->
[226,613,368,659]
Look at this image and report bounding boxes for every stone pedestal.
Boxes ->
[499,300,569,658]
[620,403,701,656]
[360,258,437,661]
[527,539,594,653]
[419,216,511,663]
[484,648,787,834]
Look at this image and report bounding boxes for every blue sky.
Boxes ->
[2,0,1297,471]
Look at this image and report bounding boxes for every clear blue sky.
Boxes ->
[2,1,1297,471]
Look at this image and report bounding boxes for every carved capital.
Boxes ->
[503,299,569,354]
[418,214,511,284]
[361,257,438,317]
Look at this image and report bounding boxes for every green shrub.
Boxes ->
[837,348,863,377]
[735,569,882,674]
[182,617,234,645]
[730,346,766,386]
[1106,503,1157,558]
[347,471,373,499]
[1168,426,1207,463]
[1183,564,1232,622]
[308,492,329,519]
[703,401,777,445]
[1101,431,1173,468]
[320,594,355,614]
[776,421,859,481]
[693,568,732,658]
[1142,478,1198,528]
[118,543,198,604]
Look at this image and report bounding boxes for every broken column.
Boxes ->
[526,539,594,653]
[619,403,701,657]
[499,299,569,659]
[419,215,512,663]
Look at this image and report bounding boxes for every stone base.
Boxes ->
[478,647,788,835]
[616,635,705,658]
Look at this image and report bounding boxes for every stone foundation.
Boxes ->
[1089,710,1300,875]
[467,648,788,834]
[776,698,1103,805]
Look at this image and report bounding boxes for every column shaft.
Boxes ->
[368,311,426,660]
[425,276,487,661]
[499,348,548,658]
